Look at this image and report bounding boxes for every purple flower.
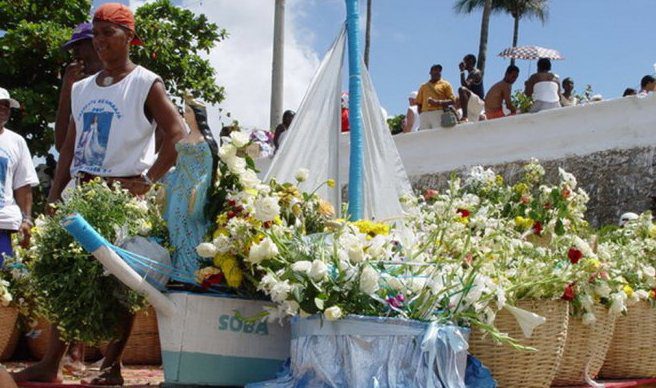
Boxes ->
[386,293,405,309]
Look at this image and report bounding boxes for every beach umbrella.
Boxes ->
[498,45,564,60]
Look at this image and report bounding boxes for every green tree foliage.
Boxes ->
[386,114,405,135]
[0,0,226,157]
[454,0,549,65]
[0,0,91,156]
[133,0,227,105]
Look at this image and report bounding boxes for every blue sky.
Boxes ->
[92,0,654,125]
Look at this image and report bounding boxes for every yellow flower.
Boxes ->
[220,257,243,288]
[514,216,533,230]
[623,285,634,298]
[649,225,656,239]
[318,199,335,217]
[352,220,390,237]
[213,253,233,268]
[513,183,528,195]
[327,179,335,189]
[213,228,229,239]
[495,175,504,185]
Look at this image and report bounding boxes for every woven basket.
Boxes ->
[0,306,20,361]
[101,307,161,365]
[469,300,569,388]
[552,304,617,386]
[27,319,102,362]
[600,301,656,378]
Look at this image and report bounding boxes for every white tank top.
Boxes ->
[70,66,160,177]
[533,81,560,103]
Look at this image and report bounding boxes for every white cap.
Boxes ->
[0,87,19,109]
[409,91,418,99]
[619,212,639,227]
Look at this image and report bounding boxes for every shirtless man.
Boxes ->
[484,65,519,120]
[458,54,485,122]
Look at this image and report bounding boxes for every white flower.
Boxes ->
[196,242,218,258]
[324,306,343,321]
[582,312,597,326]
[347,246,365,263]
[558,167,577,190]
[645,266,656,277]
[230,131,250,148]
[212,235,232,254]
[609,292,627,316]
[1,292,12,307]
[247,237,279,265]
[635,290,650,301]
[218,143,237,161]
[239,169,260,189]
[580,294,595,311]
[594,282,612,298]
[310,259,328,281]
[294,168,309,183]
[381,273,404,291]
[254,196,280,223]
[270,280,292,303]
[226,156,247,175]
[291,260,313,275]
[359,266,380,295]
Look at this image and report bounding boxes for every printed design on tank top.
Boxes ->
[74,99,123,175]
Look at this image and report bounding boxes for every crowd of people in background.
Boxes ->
[397,54,656,133]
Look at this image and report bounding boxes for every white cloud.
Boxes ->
[130,0,321,132]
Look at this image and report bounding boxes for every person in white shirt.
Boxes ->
[403,91,420,133]
[0,87,39,265]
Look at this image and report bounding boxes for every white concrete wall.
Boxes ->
[337,94,656,181]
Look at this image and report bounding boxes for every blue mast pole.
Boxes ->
[345,0,364,220]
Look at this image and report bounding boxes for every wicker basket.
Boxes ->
[552,304,617,386]
[600,301,656,378]
[469,300,569,388]
[27,319,101,362]
[0,306,20,361]
[101,307,161,365]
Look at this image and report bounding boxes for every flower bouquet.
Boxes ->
[598,212,656,379]
[23,178,163,344]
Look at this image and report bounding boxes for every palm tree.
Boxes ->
[454,0,549,67]
[364,0,372,68]
[454,0,493,76]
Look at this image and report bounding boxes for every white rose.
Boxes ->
[347,246,365,263]
[580,294,594,311]
[270,280,292,303]
[582,312,597,326]
[196,242,218,258]
[247,237,279,265]
[291,260,313,275]
[310,259,328,281]
[609,292,627,316]
[230,131,250,148]
[212,235,232,254]
[1,292,12,307]
[254,196,280,222]
[359,266,380,295]
[240,169,260,188]
[226,156,247,175]
[324,306,343,321]
[594,282,612,298]
[645,266,656,277]
[219,143,237,161]
[295,168,309,183]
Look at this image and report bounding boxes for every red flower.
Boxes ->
[561,187,571,199]
[226,210,236,219]
[561,283,576,301]
[151,51,158,60]
[568,247,583,264]
[457,208,470,218]
[532,221,543,236]
[544,202,553,210]
[201,273,225,289]
[423,189,438,201]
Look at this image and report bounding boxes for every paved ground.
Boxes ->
[5,362,164,387]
